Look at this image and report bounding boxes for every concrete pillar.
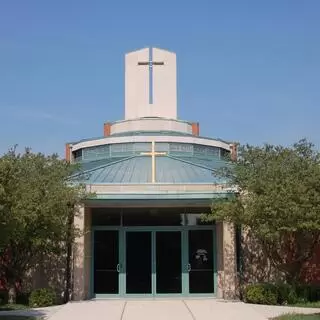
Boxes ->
[216,221,238,299]
[73,205,91,300]
[83,208,92,299]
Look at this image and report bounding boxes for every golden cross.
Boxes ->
[140,141,166,183]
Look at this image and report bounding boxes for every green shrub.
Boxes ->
[29,288,56,308]
[16,291,30,305]
[0,290,8,305]
[244,283,320,306]
[244,283,278,305]
[276,283,298,305]
[295,285,320,303]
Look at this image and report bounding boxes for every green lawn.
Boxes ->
[274,314,320,320]
[0,317,36,320]
[0,305,29,311]
[292,302,320,309]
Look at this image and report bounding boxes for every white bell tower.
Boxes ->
[125,47,177,120]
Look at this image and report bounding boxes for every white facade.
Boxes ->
[125,47,177,120]
[151,48,177,119]
[110,118,192,135]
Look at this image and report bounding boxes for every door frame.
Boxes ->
[91,226,217,298]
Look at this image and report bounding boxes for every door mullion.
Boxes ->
[152,231,156,296]
[182,230,189,295]
[119,230,125,296]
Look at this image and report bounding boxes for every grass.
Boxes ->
[273,314,320,319]
[0,305,37,320]
[0,317,36,320]
[0,305,29,312]
[292,302,320,309]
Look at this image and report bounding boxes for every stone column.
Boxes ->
[84,208,92,299]
[216,221,238,299]
[73,205,91,300]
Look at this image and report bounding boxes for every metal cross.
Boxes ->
[138,48,164,104]
[140,141,166,183]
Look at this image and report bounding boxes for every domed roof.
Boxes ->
[76,153,230,184]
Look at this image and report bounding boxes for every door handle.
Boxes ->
[117,264,121,273]
[187,263,191,272]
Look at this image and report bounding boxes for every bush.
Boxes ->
[276,283,298,305]
[244,283,278,305]
[0,290,8,305]
[244,283,320,306]
[16,291,30,305]
[295,285,320,303]
[29,288,56,308]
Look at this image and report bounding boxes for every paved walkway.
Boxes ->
[45,299,319,320]
[0,300,319,319]
[43,300,266,320]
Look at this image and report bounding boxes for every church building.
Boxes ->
[66,47,238,300]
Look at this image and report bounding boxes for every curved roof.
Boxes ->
[70,131,231,146]
[76,155,230,184]
[71,134,231,152]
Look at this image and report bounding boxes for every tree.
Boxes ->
[208,139,320,283]
[0,147,88,302]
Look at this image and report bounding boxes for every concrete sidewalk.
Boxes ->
[45,300,267,320]
[1,300,318,319]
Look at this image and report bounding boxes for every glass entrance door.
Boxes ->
[156,231,182,294]
[188,230,214,293]
[93,230,119,295]
[92,228,216,297]
[125,231,152,294]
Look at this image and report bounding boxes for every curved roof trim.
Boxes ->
[71,135,231,152]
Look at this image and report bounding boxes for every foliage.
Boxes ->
[0,290,7,305]
[29,288,56,308]
[244,283,278,305]
[273,314,320,320]
[208,139,320,282]
[0,147,89,297]
[244,283,320,306]
[292,302,320,308]
[0,304,29,311]
[295,285,320,303]
[276,283,299,305]
[0,317,36,320]
[16,291,30,306]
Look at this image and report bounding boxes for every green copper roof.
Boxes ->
[76,155,230,184]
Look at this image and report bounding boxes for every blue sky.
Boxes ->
[0,0,319,156]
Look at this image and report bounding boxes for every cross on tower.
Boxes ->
[138,48,164,104]
[140,141,166,183]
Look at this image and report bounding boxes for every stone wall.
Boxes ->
[239,229,281,286]
[216,221,238,299]
[239,229,320,286]
[72,205,92,300]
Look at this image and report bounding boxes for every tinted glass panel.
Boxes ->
[188,230,214,293]
[156,232,182,293]
[126,232,152,294]
[185,214,214,226]
[91,208,121,226]
[123,208,183,226]
[185,208,214,226]
[93,230,119,294]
